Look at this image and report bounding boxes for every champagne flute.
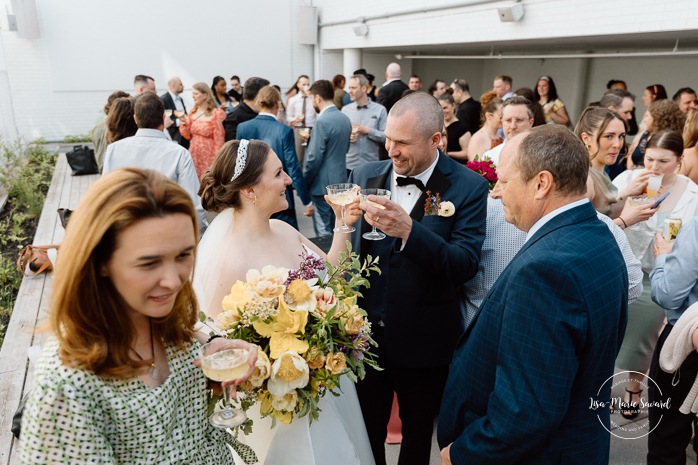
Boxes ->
[199,341,251,428]
[327,183,360,233]
[361,189,391,240]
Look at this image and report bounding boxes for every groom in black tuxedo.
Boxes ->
[349,92,488,465]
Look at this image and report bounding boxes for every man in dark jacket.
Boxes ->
[223,76,269,141]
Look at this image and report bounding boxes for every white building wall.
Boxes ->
[0,0,315,141]
[316,0,698,50]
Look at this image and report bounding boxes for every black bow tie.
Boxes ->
[357,105,367,109]
[396,176,425,191]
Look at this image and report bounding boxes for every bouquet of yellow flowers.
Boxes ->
[202,246,380,431]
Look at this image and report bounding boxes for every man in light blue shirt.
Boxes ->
[103,93,208,233]
[342,74,387,173]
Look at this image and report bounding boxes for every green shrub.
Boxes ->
[0,140,56,348]
[63,134,91,143]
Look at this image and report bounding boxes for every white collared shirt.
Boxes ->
[169,91,185,127]
[525,198,589,242]
[391,150,439,215]
[286,92,317,128]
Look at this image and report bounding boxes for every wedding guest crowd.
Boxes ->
[33,67,698,464]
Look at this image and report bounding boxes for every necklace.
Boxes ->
[662,175,679,190]
[132,319,158,380]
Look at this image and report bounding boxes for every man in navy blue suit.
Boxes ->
[438,125,628,465]
[349,92,488,465]
[237,86,313,229]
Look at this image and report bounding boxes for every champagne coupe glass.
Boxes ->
[164,109,173,117]
[199,341,251,428]
[300,127,310,147]
[361,189,391,240]
[327,183,360,233]
[174,109,185,119]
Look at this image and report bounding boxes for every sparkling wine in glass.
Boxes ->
[327,183,360,233]
[199,342,251,429]
[174,109,185,119]
[361,189,391,240]
[300,128,310,147]
[164,109,173,117]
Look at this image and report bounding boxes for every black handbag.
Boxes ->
[11,393,28,439]
[66,145,98,175]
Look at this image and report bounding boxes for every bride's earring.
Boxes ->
[253,195,257,205]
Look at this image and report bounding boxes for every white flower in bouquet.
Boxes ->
[283,278,319,311]
[267,351,310,396]
[271,391,299,411]
[246,265,288,300]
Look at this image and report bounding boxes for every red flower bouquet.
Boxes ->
[466,156,498,190]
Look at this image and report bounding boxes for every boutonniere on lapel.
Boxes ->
[424,191,455,217]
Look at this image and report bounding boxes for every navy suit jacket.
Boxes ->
[237,115,311,207]
[438,202,628,465]
[303,106,352,196]
[348,151,488,367]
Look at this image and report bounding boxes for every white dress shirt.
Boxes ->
[391,151,439,215]
[169,91,185,127]
[103,128,208,231]
[286,92,317,128]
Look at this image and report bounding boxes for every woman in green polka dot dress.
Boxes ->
[19,168,255,464]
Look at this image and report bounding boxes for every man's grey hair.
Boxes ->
[502,96,534,120]
[516,125,589,196]
[599,89,634,109]
[390,92,442,139]
[350,74,369,88]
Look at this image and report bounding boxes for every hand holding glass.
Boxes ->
[647,173,663,198]
[361,189,391,240]
[300,128,310,147]
[327,183,360,233]
[199,342,251,428]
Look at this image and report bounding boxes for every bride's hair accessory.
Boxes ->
[231,139,250,182]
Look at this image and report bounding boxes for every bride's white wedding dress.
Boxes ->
[193,209,375,465]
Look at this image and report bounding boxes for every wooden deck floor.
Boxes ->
[0,154,99,465]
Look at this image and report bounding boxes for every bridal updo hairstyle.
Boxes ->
[199,139,271,212]
[50,168,199,379]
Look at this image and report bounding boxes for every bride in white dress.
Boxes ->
[193,139,376,465]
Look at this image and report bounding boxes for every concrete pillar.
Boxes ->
[343,48,361,79]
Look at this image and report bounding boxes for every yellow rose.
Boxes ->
[305,346,326,369]
[217,309,241,330]
[342,310,365,335]
[325,352,347,375]
[267,351,310,396]
[246,265,288,300]
[271,390,298,411]
[438,201,455,217]
[313,287,338,317]
[248,348,271,387]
